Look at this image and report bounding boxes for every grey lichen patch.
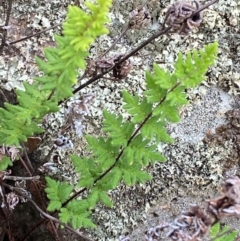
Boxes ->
[169,87,234,144]
[203,103,240,173]
[0,0,67,92]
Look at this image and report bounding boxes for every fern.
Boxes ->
[102,110,135,147]
[59,199,95,229]
[0,0,222,234]
[122,91,152,123]
[0,0,112,150]
[45,43,218,229]
[210,222,238,241]
[45,177,74,212]
[0,156,12,171]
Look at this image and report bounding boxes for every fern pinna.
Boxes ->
[45,43,218,229]
[210,222,238,241]
[0,0,112,170]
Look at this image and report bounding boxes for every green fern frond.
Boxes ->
[174,42,218,88]
[141,116,174,143]
[45,177,74,212]
[122,90,152,123]
[0,0,112,149]
[210,223,238,241]
[0,156,12,171]
[45,43,218,230]
[145,70,168,103]
[118,159,152,185]
[60,199,95,229]
[63,0,111,51]
[126,134,166,165]
[86,136,118,169]
[102,110,135,147]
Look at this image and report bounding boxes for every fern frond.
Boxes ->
[118,159,152,185]
[102,110,135,147]
[153,63,177,89]
[63,0,111,51]
[0,0,112,148]
[122,90,152,123]
[45,177,74,212]
[126,134,166,165]
[60,199,95,229]
[0,156,12,171]
[166,86,188,106]
[86,136,118,169]
[140,116,173,143]
[0,116,43,146]
[45,43,218,230]
[153,103,181,122]
[210,223,238,241]
[145,70,168,103]
[94,167,123,190]
[174,42,218,87]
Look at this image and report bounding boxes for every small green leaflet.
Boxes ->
[145,70,168,103]
[45,177,74,211]
[166,86,188,107]
[0,156,13,171]
[124,134,166,166]
[153,63,176,89]
[210,223,238,241]
[87,187,113,208]
[141,116,173,143]
[102,110,134,147]
[60,199,96,229]
[118,158,152,185]
[122,90,152,123]
[174,42,218,88]
[153,104,180,123]
[86,136,117,169]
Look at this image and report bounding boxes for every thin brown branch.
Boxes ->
[17,153,58,240]
[0,88,8,102]
[3,183,94,241]
[41,145,56,164]
[67,26,171,103]
[99,0,149,58]
[17,154,32,176]
[20,219,47,241]
[21,143,34,173]
[7,23,61,45]
[99,26,130,58]
[70,0,219,100]
[191,0,219,18]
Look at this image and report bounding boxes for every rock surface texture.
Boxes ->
[0,0,239,240]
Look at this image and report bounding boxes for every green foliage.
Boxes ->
[122,91,152,123]
[36,0,112,100]
[45,177,74,211]
[0,0,112,167]
[210,222,238,241]
[59,200,95,229]
[45,42,218,229]
[174,43,218,88]
[0,156,12,171]
[0,0,218,230]
[102,110,135,147]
